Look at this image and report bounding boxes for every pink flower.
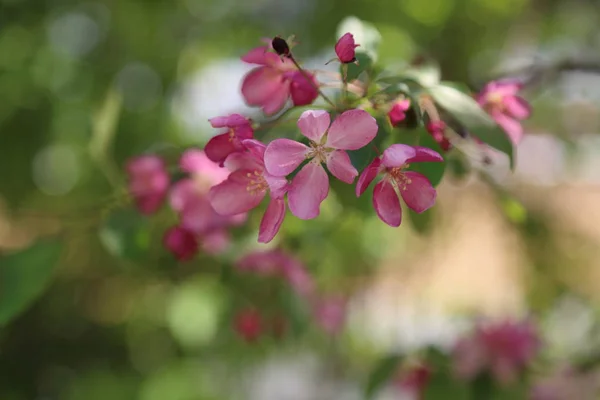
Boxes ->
[452,319,540,385]
[394,364,431,400]
[241,46,318,115]
[312,296,346,335]
[388,99,411,127]
[426,121,452,151]
[208,139,289,243]
[477,80,531,145]
[205,114,254,165]
[335,32,359,64]
[356,144,443,227]
[236,249,315,297]
[264,109,378,219]
[163,226,198,261]
[125,155,170,215]
[233,308,262,342]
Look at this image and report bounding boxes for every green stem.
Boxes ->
[290,56,339,110]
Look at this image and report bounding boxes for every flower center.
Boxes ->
[388,164,412,190]
[306,142,329,163]
[228,128,235,142]
[486,92,504,111]
[246,170,268,195]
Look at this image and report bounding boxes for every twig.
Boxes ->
[289,56,339,110]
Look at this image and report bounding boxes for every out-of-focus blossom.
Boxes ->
[126,155,170,215]
[162,226,198,261]
[452,319,540,385]
[205,114,254,166]
[264,109,377,220]
[236,249,315,297]
[240,46,318,115]
[388,99,411,127]
[234,308,262,342]
[312,295,347,335]
[477,80,531,145]
[531,366,600,400]
[356,144,443,227]
[334,32,359,64]
[426,121,452,151]
[393,364,431,400]
[209,139,288,243]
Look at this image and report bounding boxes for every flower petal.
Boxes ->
[381,144,415,167]
[356,157,382,196]
[289,71,319,107]
[503,96,531,120]
[258,198,286,243]
[163,226,198,261]
[209,114,249,128]
[240,46,269,65]
[169,179,197,212]
[223,152,262,172]
[204,133,240,165]
[262,78,291,115]
[373,179,402,227]
[407,146,445,163]
[288,162,329,220]
[326,109,378,150]
[241,139,266,159]
[335,32,358,63]
[208,172,265,215]
[264,138,309,176]
[400,171,437,213]
[326,150,357,184]
[264,173,288,199]
[241,66,285,107]
[297,110,331,142]
[491,110,523,145]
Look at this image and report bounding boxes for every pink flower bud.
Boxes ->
[162,226,198,261]
[335,32,359,64]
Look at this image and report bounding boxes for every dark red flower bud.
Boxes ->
[271,36,291,58]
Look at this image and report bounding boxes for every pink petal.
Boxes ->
[240,46,269,65]
[180,197,219,234]
[264,173,288,199]
[297,110,331,143]
[335,32,359,63]
[388,99,410,127]
[262,78,291,115]
[126,155,165,175]
[169,179,197,212]
[241,139,266,159]
[180,149,214,173]
[326,150,357,184]
[356,157,382,196]
[289,71,319,107]
[399,171,437,213]
[325,109,378,150]
[201,229,230,255]
[382,144,443,167]
[208,173,265,215]
[373,179,402,227]
[288,162,329,220]
[491,110,523,145]
[163,226,198,261]
[223,151,262,172]
[503,96,531,120]
[209,113,249,128]
[258,198,286,243]
[241,66,286,107]
[204,132,241,165]
[264,138,309,176]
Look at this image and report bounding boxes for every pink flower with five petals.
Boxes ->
[356,144,443,227]
[477,80,531,145]
[208,139,289,243]
[125,155,170,215]
[264,109,378,220]
[205,114,254,165]
[241,46,318,115]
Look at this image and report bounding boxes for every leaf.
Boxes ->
[336,16,381,62]
[428,83,514,168]
[343,52,373,82]
[364,353,403,399]
[99,209,151,262]
[399,62,441,87]
[0,239,62,325]
[407,207,434,235]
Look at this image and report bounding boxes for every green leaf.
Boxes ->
[399,62,441,87]
[0,239,62,325]
[407,207,434,235]
[447,152,472,182]
[336,16,381,62]
[343,52,373,82]
[364,353,403,399]
[99,209,151,261]
[428,83,514,168]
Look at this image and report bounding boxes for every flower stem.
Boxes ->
[290,56,339,110]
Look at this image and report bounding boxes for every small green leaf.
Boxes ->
[0,239,62,325]
[99,209,151,261]
[400,63,441,87]
[428,83,514,168]
[336,16,381,62]
[364,353,403,399]
[343,52,373,82]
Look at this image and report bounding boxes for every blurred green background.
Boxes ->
[2,0,600,398]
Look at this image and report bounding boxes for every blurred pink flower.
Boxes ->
[312,295,347,335]
[394,364,431,400]
[264,109,378,219]
[208,139,289,243]
[452,319,540,385]
[205,114,254,166]
[240,46,318,115]
[233,308,262,342]
[162,226,198,261]
[388,99,411,127]
[125,155,170,215]
[356,144,443,227]
[426,121,452,151]
[335,32,359,64]
[477,80,531,145]
[236,249,315,297]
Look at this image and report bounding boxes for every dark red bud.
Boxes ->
[271,36,291,58]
